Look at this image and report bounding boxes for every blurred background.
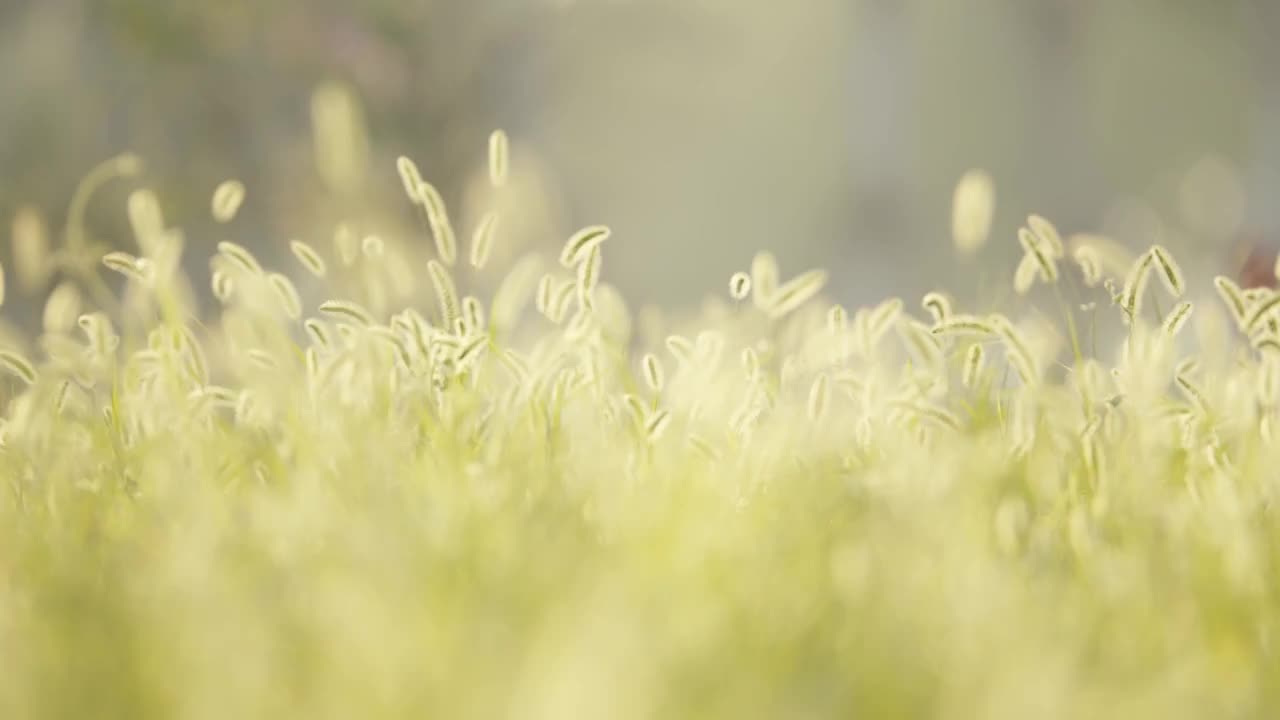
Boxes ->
[3,0,1280,317]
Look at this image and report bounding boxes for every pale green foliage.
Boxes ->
[2,154,1280,720]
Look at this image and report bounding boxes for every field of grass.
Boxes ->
[1,142,1278,719]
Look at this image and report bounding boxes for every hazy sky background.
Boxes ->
[2,0,1278,316]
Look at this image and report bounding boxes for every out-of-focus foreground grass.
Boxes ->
[0,121,1279,719]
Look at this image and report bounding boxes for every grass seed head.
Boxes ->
[1149,244,1185,297]
[1026,214,1064,257]
[952,169,995,254]
[559,226,611,269]
[750,251,779,308]
[962,343,985,388]
[211,180,246,223]
[642,352,665,393]
[488,129,510,188]
[1017,227,1059,283]
[470,212,500,270]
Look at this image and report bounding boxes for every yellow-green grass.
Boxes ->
[0,149,1278,719]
